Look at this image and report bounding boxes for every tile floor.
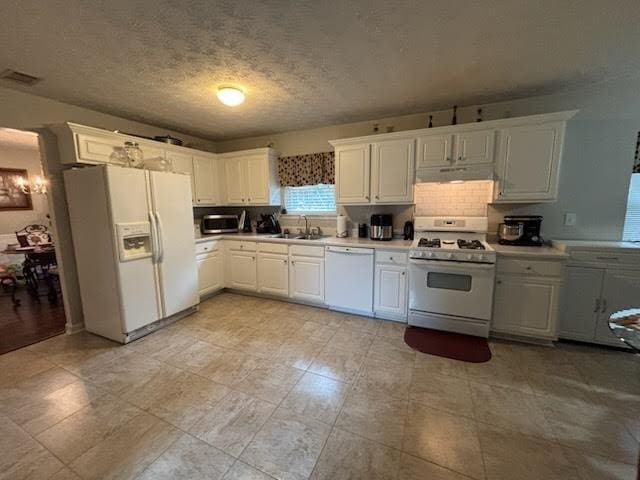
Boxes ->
[1,292,638,480]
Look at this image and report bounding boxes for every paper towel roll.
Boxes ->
[336,215,348,237]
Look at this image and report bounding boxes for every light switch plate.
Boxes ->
[564,213,577,226]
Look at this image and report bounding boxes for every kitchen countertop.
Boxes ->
[489,242,567,259]
[195,232,414,250]
[551,239,640,251]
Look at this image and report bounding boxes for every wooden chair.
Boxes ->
[0,266,20,306]
[15,224,51,247]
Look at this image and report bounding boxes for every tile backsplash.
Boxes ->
[414,180,493,217]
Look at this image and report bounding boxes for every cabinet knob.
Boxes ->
[283,259,287,263]
[291,260,295,265]
[241,198,245,201]
[525,266,532,270]
[401,271,405,276]
[458,156,463,161]
[389,257,393,260]
[497,280,502,284]
[375,195,379,199]
[365,196,369,200]
[248,198,251,201]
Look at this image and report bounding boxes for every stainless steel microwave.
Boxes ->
[201,215,239,234]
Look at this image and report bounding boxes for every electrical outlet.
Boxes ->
[564,213,577,226]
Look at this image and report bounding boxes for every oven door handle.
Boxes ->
[409,259,495,271]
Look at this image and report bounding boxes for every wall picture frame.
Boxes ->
[0,168,33,211]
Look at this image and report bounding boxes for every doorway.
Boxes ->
[0,127,66,354]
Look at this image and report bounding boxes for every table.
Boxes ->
[608,309,640,352]
[1,245,58,303]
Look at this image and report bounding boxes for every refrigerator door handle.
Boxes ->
[148,210,160,263]
[154,211,165,263]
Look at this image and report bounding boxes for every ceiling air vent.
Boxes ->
[0,69,42,86]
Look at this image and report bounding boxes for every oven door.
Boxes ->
[409,259,495,320]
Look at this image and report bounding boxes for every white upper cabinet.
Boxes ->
[455,130,495,165]
[219,148,280,206]
[371,139,415,203]
[494,121,565,203]
[166,151,196,204]
[193,154,219,205]
[335,144,371,204]
[416,133,453,168]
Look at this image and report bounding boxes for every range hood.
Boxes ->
[416,164,495,183]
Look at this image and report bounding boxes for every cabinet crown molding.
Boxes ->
[328,110,578,147]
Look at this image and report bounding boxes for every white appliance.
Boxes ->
[64,165,198,343]
[325,245,374,315]
[408,217,496,337]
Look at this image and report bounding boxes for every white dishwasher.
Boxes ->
[325,245,374,315]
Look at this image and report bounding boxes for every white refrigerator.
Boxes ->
[64,165,198,343]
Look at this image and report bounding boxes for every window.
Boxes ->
[284,184,336,214]
[623,173,640,241]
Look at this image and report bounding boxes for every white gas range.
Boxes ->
[408,217,496,338]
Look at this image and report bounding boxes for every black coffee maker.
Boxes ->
[498,215,543,246]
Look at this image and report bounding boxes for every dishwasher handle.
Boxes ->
[326,245,374,255]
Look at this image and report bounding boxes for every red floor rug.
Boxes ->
[404,326,492,363]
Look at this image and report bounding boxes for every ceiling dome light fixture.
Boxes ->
[217,87,245,107]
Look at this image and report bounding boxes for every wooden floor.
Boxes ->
[0,288,66,355]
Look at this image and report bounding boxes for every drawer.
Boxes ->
[290,244,324,258]
[497,258,563,277]
[226,240,257,252]
[195,241,220,255]
[376,250,408,265]
[258,242,288,255]
[569,250,640,267]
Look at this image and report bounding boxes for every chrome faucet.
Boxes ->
[298,215,310,237]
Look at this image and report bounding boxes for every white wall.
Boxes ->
[216,75,640,241]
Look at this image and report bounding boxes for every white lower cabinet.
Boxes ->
[374,251,408,321]
[228,251,257,291]
[196,241,224,297]
[289,256,325,304]
[491,257,564,341]
[258,253,289,297]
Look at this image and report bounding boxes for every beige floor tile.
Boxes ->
[278,372,350,425]
[122,365,231,430]
[478,423,580,480]
[198,349,264,386]
[240,410,331,480]
[8,380,105,435]
[464,354,534,394]
[273,337,325,370]
[208,324,262,349]
[223,461,276,479]
[595,385,640,420]
[310,428,401,480]
[294,322,337,344]
[398,453,470,480]
[325,328,374,353]
[0,348,54,386]
[413,352,468,379]
[81,352,165,395]
[539,399,639,464]
[36,394,143,464]
[336,388,407,448]
[470,382,554,440]
[366,336,415,367]
[127,329,197,361]
[527,370,604,408]
[377,320,407,340]
[0,434,65,480]
[165,340,228,373]
[402,403,485,480]
[70,412,181,480]
[308,344,367,383]
[234,363,304,404]
[341,315,381,335]
[410,369,474,417]
[234,330,286,360]
[190,390,276,457]
[50,468,82,480]
[304,309,344,329]
[562,447,638,480]
[138,433,235,480]
[353,357,412,399]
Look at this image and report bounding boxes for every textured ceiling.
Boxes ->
[1,0,640,141]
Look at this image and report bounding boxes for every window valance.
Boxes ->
[278,152,335,187]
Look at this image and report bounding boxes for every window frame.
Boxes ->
[282,183,337,216]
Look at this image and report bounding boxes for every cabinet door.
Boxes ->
[75,133,124,164]
[454,130,495,165]
[229,252,257,290]
[193,155,219,205]
[245,155,269,204]
[335,144,371,204]
[289,256,324,304]
[595,269,640,347]
[416,134,453,168]
[494,122,563,202]
[197,253,223,296]
[167,151,195,204]
[374,264,407,319]
[258,254,289,296]
[225,157,246,204]
[492,275,560,339]
[557,267,603,342]
[371,139,414,204]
